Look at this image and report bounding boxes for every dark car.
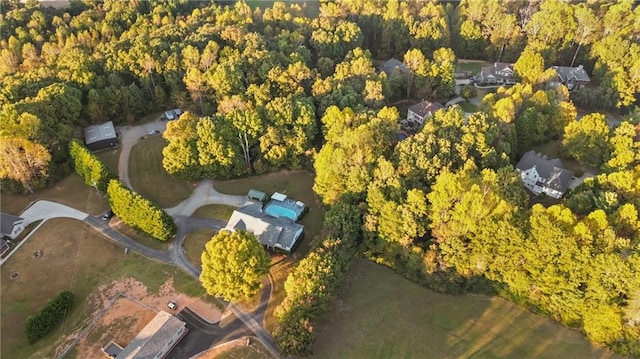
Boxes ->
[101,210,114,221]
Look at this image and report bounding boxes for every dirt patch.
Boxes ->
[70,277,222,357]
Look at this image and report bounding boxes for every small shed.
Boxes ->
[271,192,287,202]
[248,189,266,202]
[84,121,118,151]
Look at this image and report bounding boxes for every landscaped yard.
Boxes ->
[215,170,323,255]
[95,146,121,175]
[311,259,623,359]
[458,102,478,113]
[0,218,204,359]
[192,204,237,220]
[456,60,491,75]
[128,135,196,208]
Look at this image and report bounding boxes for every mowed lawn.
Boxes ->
[0,174,109,216]
[311,259,624,359]
[184,228,217,268]
[94,146,121,175]
[0,218,204,359]
[128,135,196,208]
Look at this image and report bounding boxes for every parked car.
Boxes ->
[148,129,160,135]
[101,210,114,221]
[167,301,177,310]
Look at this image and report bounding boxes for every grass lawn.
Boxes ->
[0,218,204,359]
[0,174,109,216]
[95,147,121,175]
[459,102,478,113]
[456,60,491,75]
[263,258,297,333]
[531,140,587,176]
[110,218,170,251]
[192,204,236,220]
[128,135,196,208]
[215,170,324,256]
[184,228,217,268]
[311,259,623,359]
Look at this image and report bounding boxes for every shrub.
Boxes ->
[25,291,74,344]
[69,139,117,192]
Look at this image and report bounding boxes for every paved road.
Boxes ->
[167,307,251,359]
[165,179,252,216]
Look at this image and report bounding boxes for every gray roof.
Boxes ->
[1,213,23,236]
[379,58,408,77]
[84,121,117,145]
[516,151,574,193]
[408,100,444,118]
[553,65,590,82]
[226,204,304,253]
[116,311,186,359]
[481,62,515,80]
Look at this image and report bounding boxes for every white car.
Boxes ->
[167,301,177,310]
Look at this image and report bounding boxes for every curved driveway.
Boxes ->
[116,116,167,188]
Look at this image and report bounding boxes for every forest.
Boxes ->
[0,0,639,356]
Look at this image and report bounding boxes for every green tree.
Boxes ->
[562,113,612,169]
[69,139,117,192]
[513,47,554,87]
[199,230,270,302]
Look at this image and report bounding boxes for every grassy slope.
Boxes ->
[128,135,196,208]
[311,259,623,359]
[0,219,204,359]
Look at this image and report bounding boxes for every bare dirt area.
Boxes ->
[70,277,222,358]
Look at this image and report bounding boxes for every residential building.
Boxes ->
[225,203,304,254]
[83,121,118,151]
[378,58,408,77]
[479,62,516,85]
[407,100,444,125]
[103,311,187,359]
[515,151,574,199]
[0,213,25,239]
[551,65,590,90]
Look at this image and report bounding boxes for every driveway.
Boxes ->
[116,116,167,188]
[165,180,252,216]
[20,200,88,227]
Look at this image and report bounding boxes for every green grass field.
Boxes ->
[184,228,217,268]
[192,204,237,220]
[456,60,491,75]
[311,259,623,359]
[0,174,109,216]
[95,146,121,175]
[0,219,204,359]
[459,102,478,113]
[128,135,196,208]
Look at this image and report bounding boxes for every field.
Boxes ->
[95,147,121,175]
[128,135,196,208]
[456,60,491,75]
[0,218,204,359]
[184,228,217,268]
[311,259,623,359]
[192,204,237,220]
[0,174,109,216]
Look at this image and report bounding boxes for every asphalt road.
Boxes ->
[166,307,251,359]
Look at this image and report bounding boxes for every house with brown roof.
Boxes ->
[407,100,444,125]
[516,151,574,199]
[479,62,516,85]
[551,65,590,90]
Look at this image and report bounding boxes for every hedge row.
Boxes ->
[25,291,74,344]
[106,179,176,241]
[69,139,117,193]
[273,201,363,356]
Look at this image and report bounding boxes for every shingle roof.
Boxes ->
[226,204,304,253]
[0,213,23,236]
[408,100,444,118]
[516,151,574,193]
[116,311,186,359]
[83,121,117,145]
[553,65,590,82]
[379,58,408,77]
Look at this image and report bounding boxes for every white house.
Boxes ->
[0,213,25,239]
[407,100,444,125]
[515,151,574,199]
